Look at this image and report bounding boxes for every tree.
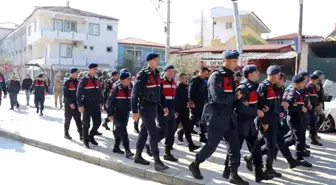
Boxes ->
[168,54,203,76]
[116,55,137,76]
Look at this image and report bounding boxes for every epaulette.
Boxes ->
[216,68,227,75]
[143,67,151,75]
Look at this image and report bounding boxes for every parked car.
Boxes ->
[317,79,336,132]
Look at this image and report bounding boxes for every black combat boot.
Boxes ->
[40,110,43,116]
[154,156,169,171]
[124,144,134,159]
[64,131,72,140]
[163,148,178,162]
[189,159,203,180]
[9,107,14,110]
[229,166,249,185]
[188,143,201,152]
[255,165,274,182]
[83,139,90,149]
[243,154,253,172]
[95,131,102,136]
[296,158,313,168]
[113,146,125,154]
[134,121,139,134]
[310,134,322,146]
[134,150,150,165]
[265,164,282,177]
[286,157,298,169]
[16,103,20,109]
[302,149,310,157]
[222,165,230,179]
[102,118,110,130]
[89,135,98,145]
[36,107,39,114]
[177,130,184,142]
[145,144,152,157]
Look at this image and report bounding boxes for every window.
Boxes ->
[34,21,37,32]
[60,44,73,58]
[225,22,233,29]
[89,46,94,50]
[106,47,113,52]
[54,19,63,31]
[89,23,100,35]
[64,21,77,32]
[84,45,87,49]
[107,25,113,31]
[125,50,142,61]
[28,25,31,36]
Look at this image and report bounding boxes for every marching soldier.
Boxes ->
[30,73,48,115]
[131,53,169,171]
[189,50,248,184]
[106,69,134,158]
[77,63,102,149]
[285,75,313,167]
[0,72,7,106]
[63,68,83,141]
[54,71,63,108]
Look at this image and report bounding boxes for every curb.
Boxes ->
[0,129,210,185]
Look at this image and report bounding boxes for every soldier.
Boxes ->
[307,74,322,146]
[189,50,248,184]
[63,68,83,141]
[285,75,313,167]
[224,64,273,183]
[77,63,102,149]
[131,53,169,171]
[176,73,200,151]
[106,69,134,158]
[30,73,48,115]
[257,65,283,177]
[54,71,63,108]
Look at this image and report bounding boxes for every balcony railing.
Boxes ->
[27,29,87,45]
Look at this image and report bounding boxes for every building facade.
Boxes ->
[0,6,118,84]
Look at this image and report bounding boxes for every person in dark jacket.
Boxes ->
[6,75,21,110]
[0,72,7,106]
[77,63,102,149]
[22,74,33,105]
[106,70,134,158]
[30,73,48,115]
[176,73,200,151]
[188,67,210,143]
[63,68,83,141]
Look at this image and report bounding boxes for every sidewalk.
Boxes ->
[0,93,335,185]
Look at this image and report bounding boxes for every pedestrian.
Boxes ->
[106,69,134,158]
[131,53,169,171]
[224,64,273,183]
[188,67,210,143]
[6,75,21,110]
[77,63,102,149]
[63,68,83,141]
[234,71,243,87]
[54,71,63,108]
[285,75,313,167]
[22,74,33,105]
[176,73,200,151]
[189,50,248,184]
[0,72,7,106]
[30,73,48,115]
[313,70,325,140]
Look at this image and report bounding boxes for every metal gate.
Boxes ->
[308,56,336,82]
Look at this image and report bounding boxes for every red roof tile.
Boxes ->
[268,33,323,40]
[118,37,180,49]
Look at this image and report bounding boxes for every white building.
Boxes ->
[0,5,119,83]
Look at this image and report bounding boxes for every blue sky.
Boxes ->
[0,0,334,45]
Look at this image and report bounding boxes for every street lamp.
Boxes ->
[231,0,243,53]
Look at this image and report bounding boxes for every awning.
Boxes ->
[51,63,113,71]
[201,51,297,61]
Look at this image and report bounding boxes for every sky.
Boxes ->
[0,0,335,45]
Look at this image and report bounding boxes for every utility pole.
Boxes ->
[165,0,171,63]
[200,10,204,46]
[232,0,243,53]
[296,0,304,74]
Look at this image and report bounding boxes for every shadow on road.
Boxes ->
[0,131,25,153]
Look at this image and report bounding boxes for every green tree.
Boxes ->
[116,55,137,76]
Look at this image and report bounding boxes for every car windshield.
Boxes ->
[323,79,336,101]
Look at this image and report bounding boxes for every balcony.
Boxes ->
[27,29,87,45]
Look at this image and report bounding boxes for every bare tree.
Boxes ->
[168,54,203,76]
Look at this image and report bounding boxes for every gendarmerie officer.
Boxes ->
[30,73,48,115]
[307,74,322,146]
[176,73,200,151]
[257,65,283,177]
[189,50,248,185]
[63,68,83,141]
[102,70,119,130]
[131,53,169,171]
[0,72,7,106]
[225,64,273,183]
[106,69,134,158]
[77,63,102,149]
[285,75,313,167]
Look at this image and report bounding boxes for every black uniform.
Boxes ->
[30,79,48,114]
[63,77,82,140]
[0,75,7,106]
[77,74,102,148]
[6,79,21,109]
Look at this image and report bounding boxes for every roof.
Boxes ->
[171,44,293,54]
[201,51,297,61]
[268,33,324,40]
[118,37,180,49]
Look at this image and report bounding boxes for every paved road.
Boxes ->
[0,136,163,185]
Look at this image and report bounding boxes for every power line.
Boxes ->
[150,0,166,24]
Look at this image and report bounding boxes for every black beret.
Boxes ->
[69,68,78,73]
[292,75,305,83]
[222,50,240,60]
[242,65,257,75]
[266,65,281,75]
[298,72,309,77]
[310,74,319,80]
[111,71,118,76]
[87,63,98,69]
[119,71,130,80]
[146,53,159,61]
[163,64,174,71]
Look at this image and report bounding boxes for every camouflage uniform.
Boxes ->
[54,71,63,108]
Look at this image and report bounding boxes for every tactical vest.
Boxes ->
[161,78,176,100]
[141,67,161,103]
